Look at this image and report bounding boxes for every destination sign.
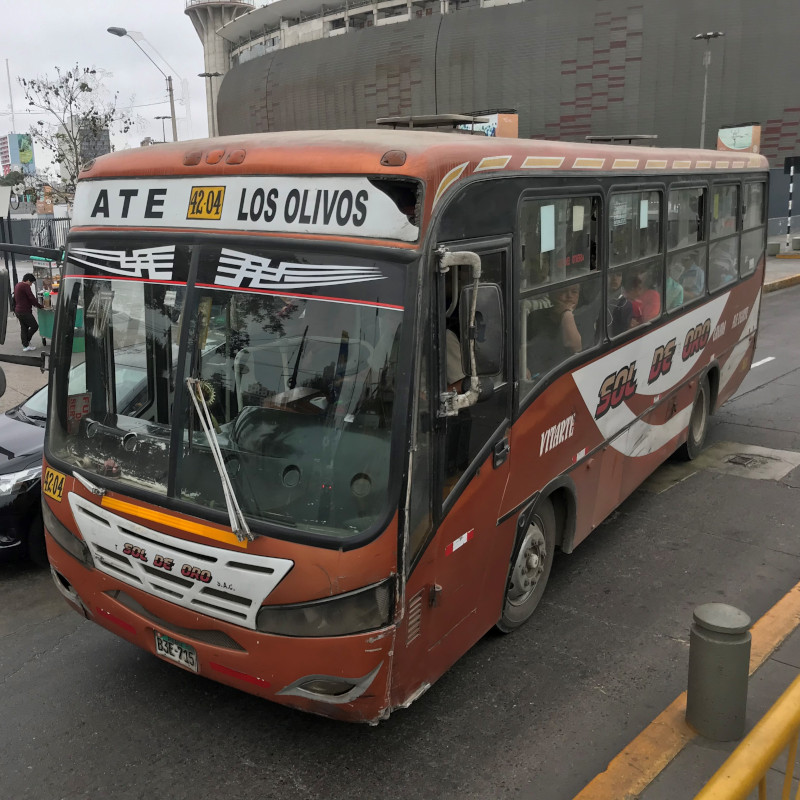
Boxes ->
[72,176,419,242]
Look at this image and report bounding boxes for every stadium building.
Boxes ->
[187,0,799,168]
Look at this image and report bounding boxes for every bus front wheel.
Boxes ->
[680,375,711,461]
[497,498,556,633]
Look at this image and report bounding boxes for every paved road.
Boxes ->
[2,285,800,800]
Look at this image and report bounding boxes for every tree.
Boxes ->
[20,64,133,201]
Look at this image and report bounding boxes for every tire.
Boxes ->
[26,513,49,568]
[496,498,556,633]
[679,375,711,461]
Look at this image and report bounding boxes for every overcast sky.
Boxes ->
[0,0,224,174]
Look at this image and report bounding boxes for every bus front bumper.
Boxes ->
[46,531,397,724]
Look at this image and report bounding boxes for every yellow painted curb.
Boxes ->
[572,583,800,800]
[763,274,800,293]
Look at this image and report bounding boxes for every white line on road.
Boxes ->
[751,357,776,368]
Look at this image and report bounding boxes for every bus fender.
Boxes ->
[511,476,578,556]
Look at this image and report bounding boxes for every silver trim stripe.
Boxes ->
[69,493,293,630]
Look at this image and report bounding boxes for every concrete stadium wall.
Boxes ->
[216,0,800,167]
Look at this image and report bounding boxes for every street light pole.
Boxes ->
[155,115,171,142]
[108,26,179,142]
[198,72,222,137]
[693,31,724,149]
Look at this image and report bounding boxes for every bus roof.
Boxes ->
[80,129,768,183]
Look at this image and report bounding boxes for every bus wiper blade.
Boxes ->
[287,325,308,391]
[187,377,253,542]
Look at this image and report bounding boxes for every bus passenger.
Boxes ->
[625,272,661,327]
[666,259,685,311]
[527,284,582,378]
[607,271,632,336]
[680,254,705,300]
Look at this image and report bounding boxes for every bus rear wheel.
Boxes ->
[680,375,711,461]
[497,498,555,633]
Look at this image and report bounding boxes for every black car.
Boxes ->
[0,354,148,566]
[0,378,48,565]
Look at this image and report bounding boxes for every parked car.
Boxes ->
[0,356,148,567]
[0,376,48,565]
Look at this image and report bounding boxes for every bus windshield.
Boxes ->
[48,239,407,540]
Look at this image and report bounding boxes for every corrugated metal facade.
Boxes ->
[216,0,799,166]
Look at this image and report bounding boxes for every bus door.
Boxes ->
[425,243,516,662]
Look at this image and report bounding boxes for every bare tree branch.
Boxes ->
[20,64,134,200]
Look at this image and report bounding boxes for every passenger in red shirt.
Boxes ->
[13,273,43,351]
[626,273,661,327]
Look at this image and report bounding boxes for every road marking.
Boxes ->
[571,581,800,800]
[751,357,775,368]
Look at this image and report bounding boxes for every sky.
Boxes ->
[0,0,225,176]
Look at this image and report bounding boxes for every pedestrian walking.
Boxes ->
[14,273,43,352]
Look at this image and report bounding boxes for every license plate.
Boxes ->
[154,631,198,673]
[43,467,65,502]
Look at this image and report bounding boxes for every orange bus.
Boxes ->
[41,131,768,722]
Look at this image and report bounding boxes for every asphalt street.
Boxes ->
[1,284,799,800]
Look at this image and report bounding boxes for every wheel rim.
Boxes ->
[507,522,547,606]
[690,384,708,443]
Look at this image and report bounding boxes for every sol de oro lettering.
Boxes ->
[237,186,369,227]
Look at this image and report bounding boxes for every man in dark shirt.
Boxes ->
[13,273,43,351]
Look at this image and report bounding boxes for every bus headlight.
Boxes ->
[256,578,394,637]
[42,500,94,568]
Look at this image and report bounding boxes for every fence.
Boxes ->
[0,216,70,286]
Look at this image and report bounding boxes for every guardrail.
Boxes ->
[694,673,800,799]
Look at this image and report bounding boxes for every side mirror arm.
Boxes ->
[436,247,483,416]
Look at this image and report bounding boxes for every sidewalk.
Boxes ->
[640,625,800,799]
[0,256,50,412]
[764,235,800,292]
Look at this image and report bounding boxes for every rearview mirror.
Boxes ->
[459,283,504,377]
[0,268,8,345]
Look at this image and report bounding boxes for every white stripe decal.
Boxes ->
[433,162,469,207]
[475,156,512,172]
[521,156,565,169]
[573,158,605,169]
[572,293,732,457]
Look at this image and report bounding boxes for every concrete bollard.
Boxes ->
[793,236,800,251]
[767,241,780,256]
[685,603,751,741]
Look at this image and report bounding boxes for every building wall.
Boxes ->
[216,0,800,166]
[1,133,36,176]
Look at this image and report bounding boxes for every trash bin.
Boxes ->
[37,308,56,346]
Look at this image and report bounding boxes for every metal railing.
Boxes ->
[185,0,254,7]
[694,673,800,799]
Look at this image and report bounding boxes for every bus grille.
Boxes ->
[69,493,293,630]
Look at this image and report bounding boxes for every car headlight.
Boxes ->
[256,578,394,637]
[0,466,41,496]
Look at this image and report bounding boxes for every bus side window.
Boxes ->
[740,182,766,278]
[606,190,663,334]
[666,187,706,311]
[708,184,739,292]
[519,195,601,395]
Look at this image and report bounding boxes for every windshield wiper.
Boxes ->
[186,377,253,542]
[287,325,308,390]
